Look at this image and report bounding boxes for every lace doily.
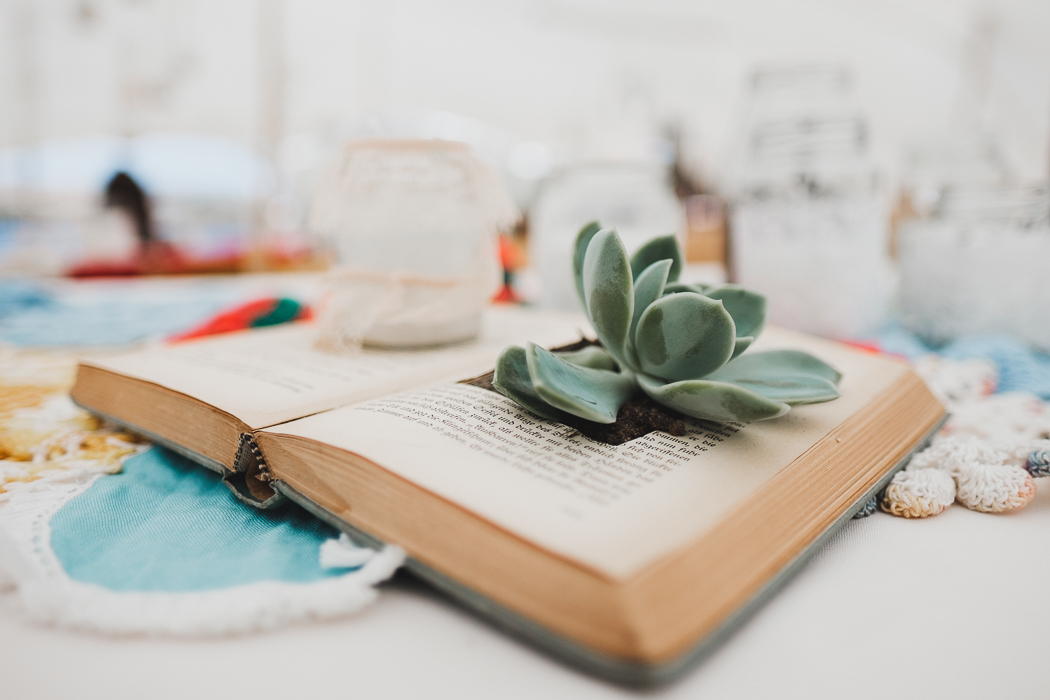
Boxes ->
[878,355,1050,518]
[0,349,403,636]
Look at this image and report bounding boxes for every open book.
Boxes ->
[71,307,946,684]
[71,307,581,505]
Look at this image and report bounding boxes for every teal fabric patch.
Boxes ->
[50,447,343,592]
[0,282,231,346]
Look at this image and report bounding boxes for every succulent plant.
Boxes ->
[493,222,843,425]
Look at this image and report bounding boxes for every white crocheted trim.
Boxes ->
[320,532,377,569]
[954,461,1036,513]
[884,433,1041,517]
[880,358,1048,518]
[0,468,404,636]
[881,469,956,519]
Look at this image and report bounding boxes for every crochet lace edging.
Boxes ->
[0,470,404,636]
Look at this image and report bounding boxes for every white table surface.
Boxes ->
[3,483,1048,699]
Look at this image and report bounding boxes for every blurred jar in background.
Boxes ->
[310,139,518,350]
[898,183,1050,350]
[728,66,892,340]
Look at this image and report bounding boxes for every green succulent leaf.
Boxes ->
[526,342,635,424]
[582,229,636,371]
[704,285,767,339]
[638,374,790,422]
[663,281,709,295]
[731,336,754,361]
[634,293,736,382]
[704,350,842,405]
[728,349,841,384]
[492,346,575,423]
[629,235,683,283]
[631,259,673,345]
[554,345,618,371]
[572,221,603,310]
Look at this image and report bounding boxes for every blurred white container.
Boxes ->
[530,162,685,310]
[899,184,1050,350]
[900,134,1011,217]
[731,194,893,339]
[310,139,517,349]
[728,66,892,339]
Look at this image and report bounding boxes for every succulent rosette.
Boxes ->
[493,222,842,425]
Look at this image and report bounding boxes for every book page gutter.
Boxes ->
[83,308,586,429]
[273,344,907,579]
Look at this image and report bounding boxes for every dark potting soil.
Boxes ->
[459,338,687,446]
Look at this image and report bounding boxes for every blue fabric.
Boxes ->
[870,325,934,361]
[50,447,344,592]
[0,281,53,318]
[0,282,232,346]
[939,336,1050,398]
[874,326,1050,399]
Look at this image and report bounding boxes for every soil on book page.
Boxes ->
[460,338,687,447]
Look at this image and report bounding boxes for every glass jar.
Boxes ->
[310,139,517,349]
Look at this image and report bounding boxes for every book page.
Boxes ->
[269,330,911,578]
[82,307,586,429]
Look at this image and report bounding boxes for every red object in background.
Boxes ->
[170,299,276,341]
[169,298,312,342]
[842,339,909,361]
[67,240,317,278]
[67,241,191,278]
[492,234,521,304]
[842,340,884,355]
[497,234,518,271]
[492,284,518,304]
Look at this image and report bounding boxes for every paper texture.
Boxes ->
[270,330,908,578]
[82,307,586,429]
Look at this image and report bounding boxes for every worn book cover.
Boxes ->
[71,310,946,683]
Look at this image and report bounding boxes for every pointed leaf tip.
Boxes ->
[704,285,767,339]
[630,235,683,283]
[730,336,754,361]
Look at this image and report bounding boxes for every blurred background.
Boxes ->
[1,0,1048,346]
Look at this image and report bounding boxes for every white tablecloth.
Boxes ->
[3,483,1048,699]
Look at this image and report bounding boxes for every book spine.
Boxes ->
[221,433,287,510]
